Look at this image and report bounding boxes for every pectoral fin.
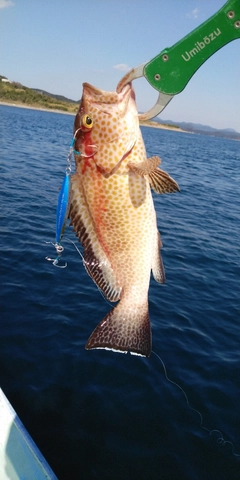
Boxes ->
[128,156,160,175]
[128,156,180,194]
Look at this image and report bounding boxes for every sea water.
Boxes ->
[1,105,240,480]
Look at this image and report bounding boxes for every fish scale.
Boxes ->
[69,82,179,357]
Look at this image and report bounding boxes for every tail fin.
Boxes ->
[85,300,151,357]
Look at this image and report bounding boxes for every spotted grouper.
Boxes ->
[69,82,179,357]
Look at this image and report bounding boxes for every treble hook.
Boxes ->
[45,242,67,268]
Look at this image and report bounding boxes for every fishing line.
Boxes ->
[45,130,238,456]
[152,350,240,458]
[51,236,116,308]
[66,237,116,308]
[46,226,239,456]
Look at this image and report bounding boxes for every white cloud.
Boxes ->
[186,8,199,19]
[113,64,131,72]
[0,0,14,8]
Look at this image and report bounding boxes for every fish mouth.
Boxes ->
[82,82,133,108]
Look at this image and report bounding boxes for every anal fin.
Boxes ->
[128,156,180,194]
[152,231,166,284]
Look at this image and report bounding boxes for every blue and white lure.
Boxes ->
[46,131,81,268]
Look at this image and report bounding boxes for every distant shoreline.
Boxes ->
[0,100,185,132]
[0,101,76,116]
[140,120,185,133]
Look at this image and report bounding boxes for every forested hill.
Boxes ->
[0,77,79,113]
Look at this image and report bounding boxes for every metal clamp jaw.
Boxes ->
[117,0,240,120]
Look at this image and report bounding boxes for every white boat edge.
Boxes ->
[0,387,58,480]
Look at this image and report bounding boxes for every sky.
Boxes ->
[0,0,239,131]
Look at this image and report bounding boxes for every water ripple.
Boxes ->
[1,106,240,480]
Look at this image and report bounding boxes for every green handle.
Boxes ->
[144,0,240,95]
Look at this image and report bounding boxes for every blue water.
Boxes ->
[1,104,240,480]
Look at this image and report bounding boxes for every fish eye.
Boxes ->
[81,114,93,130]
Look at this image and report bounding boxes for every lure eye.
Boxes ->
[81,114,93,130]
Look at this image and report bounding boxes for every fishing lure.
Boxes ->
[46,131,81,268]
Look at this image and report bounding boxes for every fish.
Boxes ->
[69,82,179,357]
